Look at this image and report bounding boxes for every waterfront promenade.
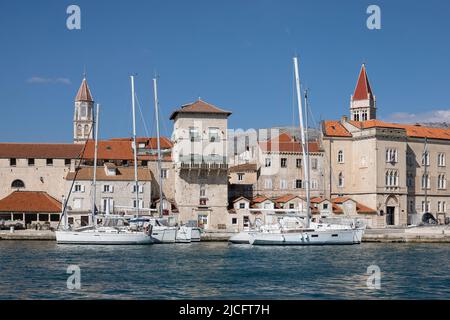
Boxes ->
[2,227,450,243]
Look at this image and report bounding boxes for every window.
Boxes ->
[337,150,344,163]
[280,179,287,189]
[295,179,302,189]
[132,185,144,193]
[189,127,200,142]
[289,203,295,209]
[65,159,71,166]
[11,179,25,189]
[80,106,87,117]
[103,185,113,193]
[311,158,318,170]
[102,198,114,212]
[208,128,220,142]
[338,172,344,188]
[141,160,148,167]
[264,179,272,189]
[28,158,35,166]
[231,218,238,225]
[237,173,244,181]
[323,203,329,210]
[361,109,368,121]
[422,151,430,166]
[438,174,446,190]
[46,158,53,166]
[385,170,399,187]
[438,153,446,167]
[133,199,144,209]
[296,158,302,168]
[74,184,82,192]
[310,179,318,190]
[407,173,414,187]
[243,216,250,227]
[409,200,414,213]
[10,158,16,166]
[198,214,208,229]
[265,158,271,167]
[280,158,287,168]
[200,184,206,198]
[161,169,168,179]
[421,201,430,213]
[239,203,245,209]
[73,198,83,209]
[421,174,430,190]
[386,149,398,163]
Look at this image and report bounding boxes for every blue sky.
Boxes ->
[0,0,449,142]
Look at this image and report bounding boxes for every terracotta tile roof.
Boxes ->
[252,195,273,203]
[169,99,232,120]
[274,194,302,203]
[324,119,450,141]
[65,166,152,181]
[322,121,352,137]
[75,78,93,102]
[109,137,173,150]
[0,191,62,213]
[84,140,134,160]
[229,163,257,172]
[259,133,321,153]
[0,143,83,159]
[352,64,373,101]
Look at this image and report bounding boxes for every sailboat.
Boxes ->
[147,76,178,243]
[55,100,153,245]
[247,57,365,246]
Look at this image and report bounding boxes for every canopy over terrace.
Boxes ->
[0,191,62,228]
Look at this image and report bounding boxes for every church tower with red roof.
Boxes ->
[350,64,376,121]
[73,77,94,144]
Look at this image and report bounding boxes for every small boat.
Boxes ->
[148,218,177,243]
[190,227,202,242]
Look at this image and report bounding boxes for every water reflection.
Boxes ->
[0,242,449,299]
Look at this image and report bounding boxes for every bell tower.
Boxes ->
[350,64,376,121]
[73,77,94,144]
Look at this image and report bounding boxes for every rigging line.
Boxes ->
[134,92,151,138]
[56,123,95,230]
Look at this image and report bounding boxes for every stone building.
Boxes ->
[170,99,231,229]
[73,78,95,144]
[322,64,450,226]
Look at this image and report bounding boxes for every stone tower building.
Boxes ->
[73,78,94,144]
[170,99,231,230]
[350,64,376,121]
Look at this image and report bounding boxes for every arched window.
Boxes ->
[11,179,25,189]
[77,125,82,136]
[337,150,344,163]
[338,172,344,187]
[84,125,90,137]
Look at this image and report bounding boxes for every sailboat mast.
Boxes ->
[424,137,428,213]
[304,89,311,224]
[293,56,310,228]
[91,103,100,225]
[153,77,164,218]
[131,76,140,216]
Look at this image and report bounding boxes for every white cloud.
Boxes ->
[27,76,71,85]
[385,109,450,124]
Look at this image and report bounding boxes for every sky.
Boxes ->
[0,0,450,142]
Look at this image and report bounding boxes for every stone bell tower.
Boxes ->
[73,77,94,144]
[350,64,376,121]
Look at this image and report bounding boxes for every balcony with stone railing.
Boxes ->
[178,155,228,171]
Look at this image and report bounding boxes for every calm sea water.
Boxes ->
[0,241,449,299]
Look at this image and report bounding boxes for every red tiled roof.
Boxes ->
[109,137,173,150]
[170,99,232,120]
[0,191,61,213]
[252,196,273,203]
[75,78,93,102]
[229,163,257,173]
[0,143,83,159]
[66,166,152,181]
[274,194,302,203]
[324,119,450,141]
[84,140,134,160]
[352,64,373,101]
[259,133,321,153]
[322,121,352,137]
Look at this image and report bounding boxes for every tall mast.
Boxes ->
[293,56,310,228]
[153,77,164,218]
[304,89,311,224]
[91,103,100,225]
[130,76,140,216]
[423,137,428,213]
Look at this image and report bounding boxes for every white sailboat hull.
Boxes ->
[150,226,177,243]
[55,230,153,245]
[228,231,256,244]
[175,226,192,243]
[249,228,365,246]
